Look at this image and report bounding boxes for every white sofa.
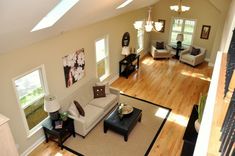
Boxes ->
[150,40,172,59]
[66,78,119,137]
[180,45,206,66]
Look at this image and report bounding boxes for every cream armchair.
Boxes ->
[180,45,206,66]
[151,41,172,59]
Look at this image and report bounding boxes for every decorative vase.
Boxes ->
[194,119,200,133]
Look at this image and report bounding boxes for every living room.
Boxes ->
[0,0,234,156]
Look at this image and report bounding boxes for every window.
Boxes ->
[137,22,144,53]
[170,18,196,46]
[13,65,48,136]
[95,36,109,80]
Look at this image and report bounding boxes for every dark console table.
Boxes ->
[119,54,140,78]
[181,105,198,156]
[172,45,185,59]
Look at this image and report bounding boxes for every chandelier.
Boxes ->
[133,7,163,32]
[170,0,190,14]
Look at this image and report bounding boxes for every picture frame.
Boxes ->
[62,48,85,88]
[200,25,211,39]
[158,19,165,33]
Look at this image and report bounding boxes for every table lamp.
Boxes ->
[44,95,60,121]
[176,34,184,48]
[121,46,130,57]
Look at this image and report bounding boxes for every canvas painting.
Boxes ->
[63,48,85,88]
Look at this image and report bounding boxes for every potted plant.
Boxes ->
[195,94,207,133]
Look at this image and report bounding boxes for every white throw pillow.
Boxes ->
[96,81,110,95]
[68,102,80,118]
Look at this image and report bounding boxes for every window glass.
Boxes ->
[95,37,109,80]
[170,18,196,46]
[95,39,106,62]
[136,21,144,53]
[14,67,48,131]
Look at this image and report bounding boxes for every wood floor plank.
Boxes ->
[29,55,212,156]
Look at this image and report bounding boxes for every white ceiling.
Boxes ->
[0,0,159,54]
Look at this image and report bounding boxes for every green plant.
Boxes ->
[198,94,207,123]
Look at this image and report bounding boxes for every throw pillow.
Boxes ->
[96,81,110,95]
[156,42,164,49]
[73,100,85,117]
[68,102,80,118]
[93,85,106,98]
[190,47,201,56]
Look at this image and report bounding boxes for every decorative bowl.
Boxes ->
[121,105,133,115]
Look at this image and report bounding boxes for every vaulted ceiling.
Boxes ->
[0,0,159,54]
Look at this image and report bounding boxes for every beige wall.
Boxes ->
[150,0,230,63]
[0,7,149,154]
[220,0,235,52]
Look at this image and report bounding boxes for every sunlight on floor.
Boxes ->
[168,112,189,127]
[142,58,154,65]
[155,108,188,127]
[181,70,211,82]
[155,108,169,119]
[55,152,63,156]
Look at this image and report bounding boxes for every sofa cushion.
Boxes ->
[190,47,201,56]
[156,42,164,49]
[74,100,85,117]
[80,105,103,129]
[68,102,80,118]
[93,86,106,98]
[89,94,117,110]
[96,81,110,95]
[182,54,195,62]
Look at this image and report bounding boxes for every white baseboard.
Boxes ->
[208,62,214,67]
[20,136,45,156]
[109,74,119,84]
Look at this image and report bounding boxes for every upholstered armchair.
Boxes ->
[179,45,206,66]
[151,41,172,59]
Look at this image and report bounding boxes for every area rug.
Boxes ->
[63,94,171,156]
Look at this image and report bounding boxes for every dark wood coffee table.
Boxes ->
[104,106,142,141]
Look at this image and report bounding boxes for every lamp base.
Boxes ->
[177,41,182,48]
[49,111,60,121]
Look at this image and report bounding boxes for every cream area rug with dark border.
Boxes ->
[63,94,171,156]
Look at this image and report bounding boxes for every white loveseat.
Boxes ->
[66,78,119,137]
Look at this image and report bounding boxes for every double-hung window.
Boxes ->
[170,18,196,46]
[136,21,144,53]
[13,65,48,136]
[95,36,109,80]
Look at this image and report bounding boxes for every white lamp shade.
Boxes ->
[133,21,143,30]
[44,95,60,113]
[176,34,184,42]
[145,21,153,32]
[121,46,130,56]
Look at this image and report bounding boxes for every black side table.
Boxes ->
[43,118,75,149]
[172,45,185,59]
[181,105,198,156]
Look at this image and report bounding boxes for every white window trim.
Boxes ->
[136,21,145,53]
[12,64,49,137]
[95,35,110,81]
[169,17,197,47]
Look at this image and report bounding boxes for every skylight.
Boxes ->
[116,0,133,9]
[31,0,79,32]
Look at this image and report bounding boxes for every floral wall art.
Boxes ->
[62,48,85,88]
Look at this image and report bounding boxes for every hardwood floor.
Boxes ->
[29,55,212,156]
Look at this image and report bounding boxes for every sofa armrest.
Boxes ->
[110,86,119,94]
[151,45,157,57]
[68,114,86,136]
[180,49,190,56]
[194,53,205,63]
